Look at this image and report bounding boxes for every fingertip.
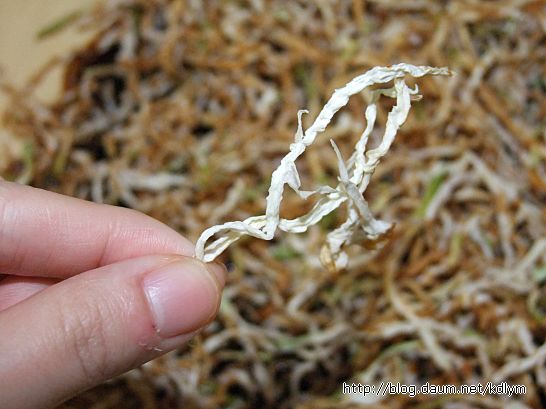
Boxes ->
[0,181,198,277]
[205,261,227,289]
[142,258,224,338]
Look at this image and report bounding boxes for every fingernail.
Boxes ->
[205,262,227,288]
[143,259,222,338]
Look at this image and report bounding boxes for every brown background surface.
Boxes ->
[0,0,96,110]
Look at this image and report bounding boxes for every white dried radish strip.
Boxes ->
[196,64,451,268]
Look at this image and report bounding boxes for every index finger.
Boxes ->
[0,181,194,278]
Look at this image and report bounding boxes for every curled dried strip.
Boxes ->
[196,64,451,267]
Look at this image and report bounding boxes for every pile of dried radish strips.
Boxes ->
[1,1,545,408]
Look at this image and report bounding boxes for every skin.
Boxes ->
[0,180,226,409]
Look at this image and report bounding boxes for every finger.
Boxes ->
[0,254,226,409]
[0,181,194,278]
[0,276,57,311]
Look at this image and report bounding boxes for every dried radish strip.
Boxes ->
[196,64,451,268]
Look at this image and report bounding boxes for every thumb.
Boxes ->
[0,254,225,409]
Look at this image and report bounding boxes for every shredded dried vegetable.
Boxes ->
[196,64,451,270]
[1,1,545,408]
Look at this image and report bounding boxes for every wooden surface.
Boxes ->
[0,0,96,110]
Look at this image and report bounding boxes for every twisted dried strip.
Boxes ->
[196,64,451,264]
[320,80,415,269]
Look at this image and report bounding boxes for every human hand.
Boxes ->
[0,181,226,409]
